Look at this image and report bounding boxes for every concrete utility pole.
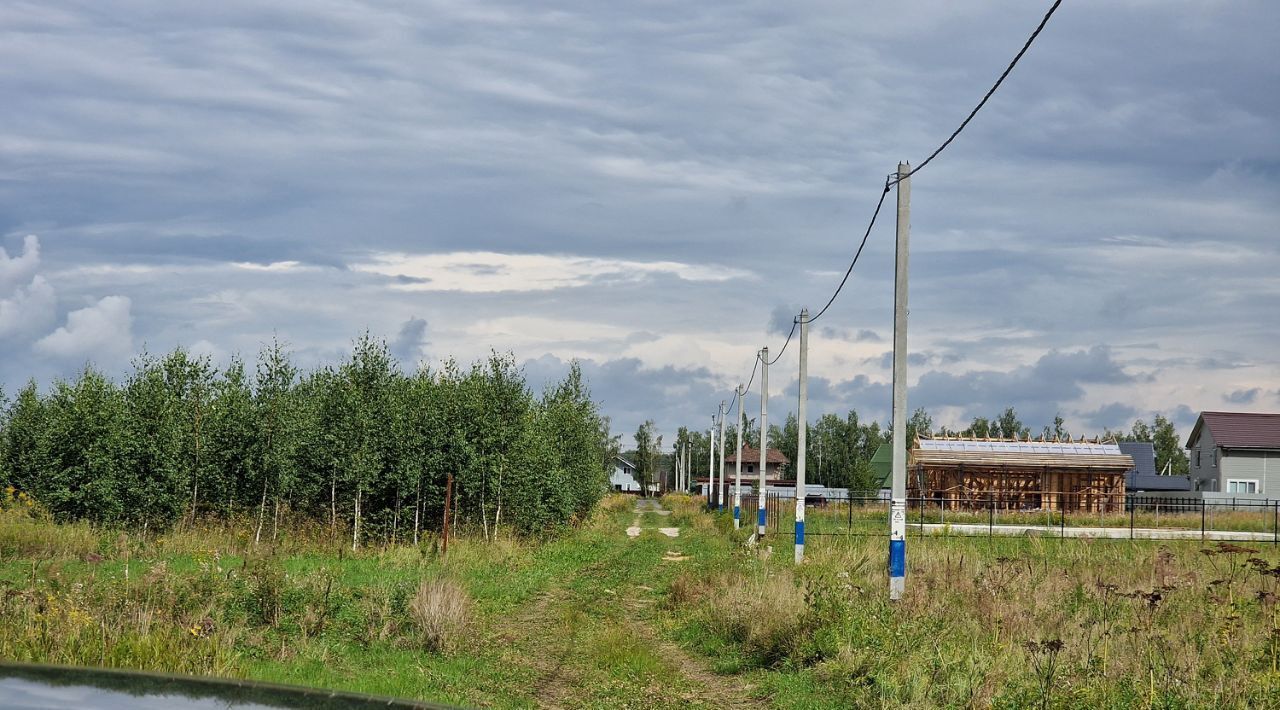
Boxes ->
[889,161,911,601]
[708,415,716,508]
[795,308,809,563]
[676,443,682,492]
[758,347,769,537]
[718,400,727,512]
[734,384,745,529]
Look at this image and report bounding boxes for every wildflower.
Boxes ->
[187,618,215,638]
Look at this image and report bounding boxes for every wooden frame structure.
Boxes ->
[908,434,1132,512]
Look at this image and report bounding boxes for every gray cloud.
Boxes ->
[1224,388,1260,405]
[0,1,1275,438]
[1079,402,1139,431]
[390,316,429,367]
[523,354,723,438]
[912,346,1136,426]
[768,304,799,337]
[819,326,883,343]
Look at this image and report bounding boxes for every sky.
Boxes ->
[2,0,1278,444]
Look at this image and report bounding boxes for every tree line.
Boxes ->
[0,336,614,545]
[664,405,1190,492]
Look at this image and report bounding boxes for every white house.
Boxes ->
[610,456,641,493]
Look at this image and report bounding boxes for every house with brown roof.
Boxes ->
[691,447,790,503]
[721,446,788,480]
[1186,411,1280,494]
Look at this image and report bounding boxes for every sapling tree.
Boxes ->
[0,335,616,539]
[253,338,300,545]
[206,358,254,518]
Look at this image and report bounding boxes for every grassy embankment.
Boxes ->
[5,490,1280,708]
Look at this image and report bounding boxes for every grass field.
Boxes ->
[4,493,1280,708]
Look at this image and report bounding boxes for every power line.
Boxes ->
[892,0,1064,186]
[720,0,1064,421]
[729,353,761,417]
[743,355,759,396]
[763,318,798,366]
[808,174,893,324]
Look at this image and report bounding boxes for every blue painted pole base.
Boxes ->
[889,538,906,600]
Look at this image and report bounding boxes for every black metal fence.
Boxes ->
[709,491,1280,543]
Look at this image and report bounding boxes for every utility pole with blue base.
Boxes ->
[757,347,769,537]
[795,308,809,563]
[889,161,911,601]
[733,384,744,528]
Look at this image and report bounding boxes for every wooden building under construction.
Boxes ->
[908,435,1133,512]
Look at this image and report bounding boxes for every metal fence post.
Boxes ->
[1274,501,1277,546]
[1201,499,1206,541]
[1129,498,1135,540]
[989,493,994,538]
[847,494,853,534]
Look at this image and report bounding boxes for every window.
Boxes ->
[746,464,754,473]
[1227,480,1258,494]
[1194,449,1200,467]
[1210,450,1216,466]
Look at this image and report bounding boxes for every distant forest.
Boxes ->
[0,337,614,545]
[650,407,1190,493]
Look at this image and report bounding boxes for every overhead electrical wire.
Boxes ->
[708,0,1065,439]
[726,0,1063,400]
[728,355,761,417]
[762,318,798,366]
[743,356,759,397]
[891,0,1064,186]
[808,174,893,324]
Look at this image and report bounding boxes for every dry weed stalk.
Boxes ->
[409,577,472,653]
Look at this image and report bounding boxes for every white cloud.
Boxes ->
[232,260,315,272]
[353,251,751,293]
[0,275,57,340]
[0,235,41,295]
[34,295,134,364]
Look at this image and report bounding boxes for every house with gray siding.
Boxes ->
[1186,411,1280,494]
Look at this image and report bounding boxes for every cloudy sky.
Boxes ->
[2,0,1277,442]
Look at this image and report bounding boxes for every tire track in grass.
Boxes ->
[498,498,760,708]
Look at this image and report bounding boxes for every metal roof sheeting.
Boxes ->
[917,438,1123,456]
[1192,411,1280,449]
[913,436,1132,471]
